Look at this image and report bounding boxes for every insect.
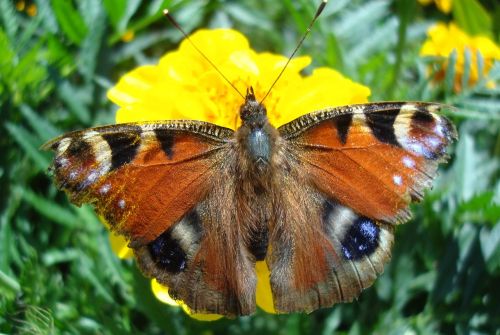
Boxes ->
[43,1,457,317]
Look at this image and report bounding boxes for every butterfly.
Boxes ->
[43,82,457,316]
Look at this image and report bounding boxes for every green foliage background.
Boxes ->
[1,0,499,334]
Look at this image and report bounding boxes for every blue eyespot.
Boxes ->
[148,229,187,273]
[341,217,380,261]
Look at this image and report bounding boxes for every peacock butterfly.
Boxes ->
[42,1,457,317]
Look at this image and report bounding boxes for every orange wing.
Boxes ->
[266,102,457,312]
[43,121,232,243]
[279,102,457,224]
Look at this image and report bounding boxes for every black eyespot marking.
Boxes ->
[365,110,400,146]
[67,138,92,157]
[332,114,353,144]
[102,127,142,170]
[412,109,435,124]
[154,130,174,159]
[341,217,380,261]
[148,228,187,273]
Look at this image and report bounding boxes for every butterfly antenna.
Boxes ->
[163,9,245,99]
[260,0,328,104]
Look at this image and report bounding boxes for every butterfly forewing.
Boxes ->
[278,102,457,223]
[43,120,233,242]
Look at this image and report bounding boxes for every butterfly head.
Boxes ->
[237,87,277,174]
[239,87,268,129]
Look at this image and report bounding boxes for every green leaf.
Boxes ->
[57,81,91,124]
[0,0,19,40]
[456,191,500,226]
[108,0,172,45]
[14,187,80,228]
[104,0,141,32]
[19,104,60,140]
[444,50,457,97]
[451,132,499,201]
[103,0,127,29]
[453,0,492,37]
[5,123,49,171]
[225,3,272,29]
[42,248,80,266]
[461,48,472,90]
[51,0,88,44]
[17,306,55,335]
[77,254,115,303]
[77,3,106,83]
[0,269,21,300]
[322,308,341,335]
[480,224,500,273]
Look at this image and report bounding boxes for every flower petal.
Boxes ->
[151,279,180,306]
[255,261,276,313]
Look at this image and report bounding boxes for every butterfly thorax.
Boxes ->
[236,88,279,181]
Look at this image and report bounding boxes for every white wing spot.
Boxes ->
[427,136,441,148]
[434,121,445,137]
[393,174,403,186]
[400,104,418,112]
[57,138,71,153]
[99,183,111,194]
[58,157,69,168]
[400,139,426,157]
[118,199,126,209]
[82,131,100,140]
[86,170,99,183]
[402,156,415,168]
[426,104,440,113]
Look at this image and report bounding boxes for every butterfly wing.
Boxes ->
[43,121,257,316]
[269,178,394,312]
[279,102,457,223]
[268,102,457,312]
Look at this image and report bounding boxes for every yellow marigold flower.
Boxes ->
[418,0,452,14]
[420,22,500,91]
[107,28,370,320]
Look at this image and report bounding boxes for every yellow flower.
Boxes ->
[15,0,37,16]
[107,28,370,320]
[420,22,500,91]
[15,1,25,11]
[418,0,452,14]
[121,30,135,43]
[26,3,37,16]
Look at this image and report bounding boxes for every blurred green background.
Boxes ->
[1,0,499,334]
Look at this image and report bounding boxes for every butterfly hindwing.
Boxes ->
[134,176,258,316]
[267,154,394,312]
